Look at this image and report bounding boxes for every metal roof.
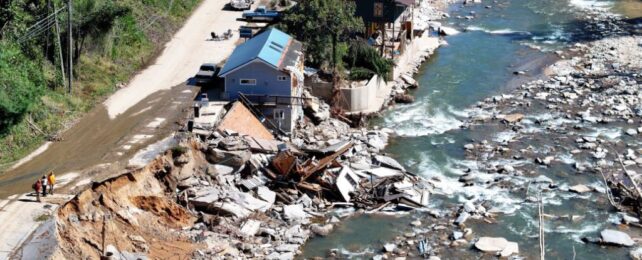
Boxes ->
[219,28,293,76]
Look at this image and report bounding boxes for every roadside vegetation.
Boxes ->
[0,0,201,169]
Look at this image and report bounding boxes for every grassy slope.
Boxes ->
[0,0,201,169]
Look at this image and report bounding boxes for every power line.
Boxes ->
[19,18,56,42]
[18,6,66,42]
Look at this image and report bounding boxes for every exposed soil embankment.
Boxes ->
[54,147,200,259]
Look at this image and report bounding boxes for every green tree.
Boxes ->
[278,0,363,73]
[345,40,394,81]
[0,43,44,133]
[73,0,130,61]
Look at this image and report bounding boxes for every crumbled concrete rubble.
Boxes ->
[180,113,431,259]
[35,97,432,259]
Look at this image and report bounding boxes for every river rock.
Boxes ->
[536,156,554,165]
[384,243,396,252]
[463,201,476,212]
[501,113,524,124]
[626,129,639,136]
[275,244,299,253]
[395,93,415,104]
[310,224,334,236]
[500,241,519,257]
[266,252,294,260]
[600,229,635,247]
[452,231,463,240]
[439,26,459,36]
[619,212,640,224]
[569,184,591,193]
[630,247,642,260]
[475,237,508,252]
[455,212,470,225]
[534,175,554,184]
[502,165,515,173]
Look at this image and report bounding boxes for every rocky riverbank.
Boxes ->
[354,5,642,260]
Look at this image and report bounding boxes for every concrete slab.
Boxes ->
[0,194,64,259]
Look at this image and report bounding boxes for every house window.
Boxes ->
[277,76,288,81]
[374,2,383,17]
[273,109,285,120]
[240,79,256,85]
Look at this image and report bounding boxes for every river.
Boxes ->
[302,0,642,258]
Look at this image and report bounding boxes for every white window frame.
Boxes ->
[277,75,288,81]
[239,79,257,85]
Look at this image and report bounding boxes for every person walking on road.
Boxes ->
[33,178,42,202]
[41,175,48,197]
[47,171,56,195]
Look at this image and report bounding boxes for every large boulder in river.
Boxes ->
[569,184,591,193]
[475,237,519,257]
[475,237,508,252]
[600,229,635,247]
[500,113,524,124]
[438,26,459,36]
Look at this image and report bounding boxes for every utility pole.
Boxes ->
[67,0,73,94]
[54,1,66,87]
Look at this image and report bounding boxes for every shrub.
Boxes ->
[171,146,188,157]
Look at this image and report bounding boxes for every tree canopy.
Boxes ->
[278,0,363,72]
[0,43,44,133]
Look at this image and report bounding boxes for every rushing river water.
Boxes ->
[302,0,642,258]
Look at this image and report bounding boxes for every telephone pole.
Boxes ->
[67,0,73,94]
[54,1,66,87]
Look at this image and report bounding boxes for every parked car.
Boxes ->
[230,0,253,10]
[194,63,219,85]
[242,6,280,22]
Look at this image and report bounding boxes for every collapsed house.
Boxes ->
[190,99,430,213]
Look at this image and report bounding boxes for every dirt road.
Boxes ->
[104,0,244,119]
[0,1,248,256]
[0,0,245,198]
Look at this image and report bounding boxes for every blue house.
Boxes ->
[218,28,304,134]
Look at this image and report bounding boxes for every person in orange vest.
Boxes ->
[33,178,42,202]
[47,171,56,195]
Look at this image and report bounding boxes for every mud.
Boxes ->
[0,83,198,199]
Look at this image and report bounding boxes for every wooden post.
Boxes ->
[538,192,545,260]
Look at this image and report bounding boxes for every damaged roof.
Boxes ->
[217,102,274,140]
[219,28,301,76]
